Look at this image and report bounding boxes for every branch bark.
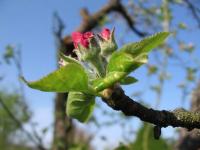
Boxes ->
[184,0,200,28]
[175,82,200,150]
[0,96,46,150]
[62,0,146,57]
[101,86,200,130]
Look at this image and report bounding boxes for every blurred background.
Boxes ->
[1,0,200,150]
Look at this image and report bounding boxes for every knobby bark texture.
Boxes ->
[102,86,200,130]
[52,0,144,149]
[175,82,200,150]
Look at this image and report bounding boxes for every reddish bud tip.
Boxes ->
[83,32,94,39]
[71,32,83,48]
[101,28,111,40]
[72,31,94,49]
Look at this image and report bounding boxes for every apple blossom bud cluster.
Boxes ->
[72,31,100,62]
[69,28,118,77]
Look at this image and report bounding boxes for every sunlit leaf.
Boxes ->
[121,32,170,55]
[93,32,170,92]
[107,32,170,73]
[107,52,147,73]
[21,63,89,93]
[92,72,126,92]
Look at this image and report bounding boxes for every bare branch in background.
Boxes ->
[0,96,46,150]
[61,0,146,56]
[53,12,65,44]
[184,0,200,28]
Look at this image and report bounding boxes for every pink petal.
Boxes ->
[83,32,94,39]
[81,38,89,48]
[71,32,83,48]
[101,28,111,40]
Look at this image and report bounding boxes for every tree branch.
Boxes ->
[0,96,46,150]
[101,86,200,130]
[76,0,146,35]
[184,0,200,28]
[62,0,146,56]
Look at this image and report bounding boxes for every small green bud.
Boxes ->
[71,31,105,77]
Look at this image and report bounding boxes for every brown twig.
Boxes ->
[76,0,146,35]
[61,0,146,56]
[184,0,200,28]
[0,96,46,150]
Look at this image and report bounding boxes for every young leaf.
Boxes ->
[120,76,138,85]
[94,32,170,92]
[21,63,89,93]
[107,51,147,73]
[107,32,169,73]
[66,92,95,122]
[92,71,126,92]
[121,32,170,55]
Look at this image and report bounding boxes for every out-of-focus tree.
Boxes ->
[0,46,47,150]
[115,123,174,150]
[0,91,29,150]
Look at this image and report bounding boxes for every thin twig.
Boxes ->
[184,0,200,28]
[0,96,46,150]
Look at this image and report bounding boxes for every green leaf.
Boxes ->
[95,32,170,92]
[120,76,138,85]
[59,52,80,65]
[107,52,147,73]
[21,63,89,92]
[66,92,95,122]
[122,32,169,54]
[107,32,170,73]
[92,72,126,92]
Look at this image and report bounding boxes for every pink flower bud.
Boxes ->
[71,32,83,48]
[100,28,111,40]
[81,38,89,48]
[83,32,94,39]
[71,31,94,49]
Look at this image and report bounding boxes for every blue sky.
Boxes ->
[1,0,200,149]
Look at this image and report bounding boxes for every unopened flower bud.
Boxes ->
[71,31,105,77]
[71,31,100,61]
[98,28,118,59]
